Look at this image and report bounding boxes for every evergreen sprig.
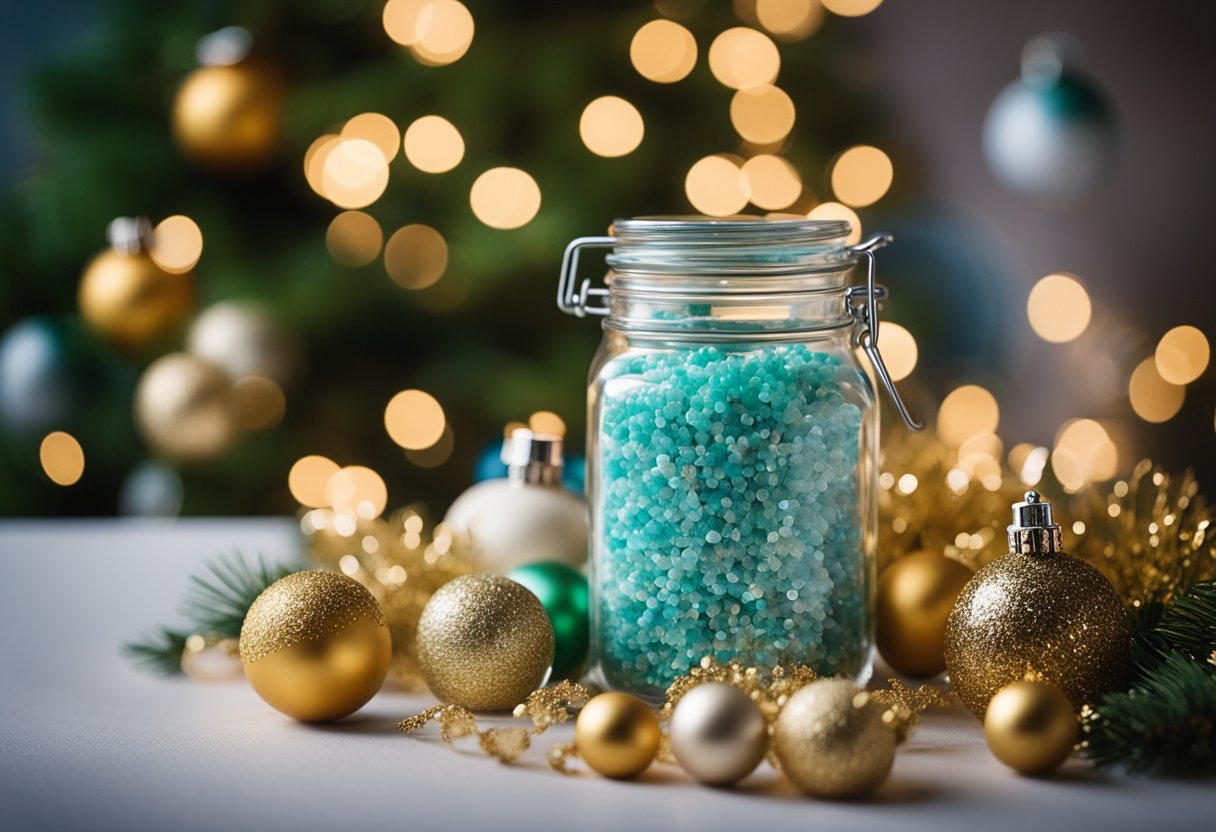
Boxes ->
[123,552,296,675]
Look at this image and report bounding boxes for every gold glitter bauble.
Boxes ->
[574,692,661,779]
[876,551,974,678]
[984,680,1077,775]
[172,61,283,171]
[79,249,195,352]
[134,352,237,462]
[416,573,554,710]
[945,551,1130,719]
[772,678,896,798]
[240,570,391,722]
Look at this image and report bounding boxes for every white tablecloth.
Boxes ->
[1,520,1211,832]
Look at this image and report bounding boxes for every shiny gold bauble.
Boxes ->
[772,679,896,799]
[876,551,975,678]
[240,571,391,721]
[575,692,662,779]
[668,682,769,786]
[416,573,554,710]
[984,680,1077,775]
[134,352,238,462]
[945,550,1130,719]
[78,249,194,351]
[172,61,283,171]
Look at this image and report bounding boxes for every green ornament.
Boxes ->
[507,561,589,681]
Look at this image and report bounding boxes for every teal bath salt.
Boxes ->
[594,342,868,695]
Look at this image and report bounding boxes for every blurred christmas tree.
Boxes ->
[0,0,896,516]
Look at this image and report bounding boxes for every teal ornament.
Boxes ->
[473,438,509,482]
[507,561,589,680]
[0,315,109,436]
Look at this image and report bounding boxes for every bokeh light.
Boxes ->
[685,154,748,216]
[730,85,795,144]
[875,322,917,381]
[1008,443,1050,486]
[1027,273,1092,343]
[756,0,824,40]
[304,134,341,196]
[1129,358,1185,423]
[740,154,802,210]
[342,113,400,163]
[383,0,428,45]
[937,385,1000,447]
[630,19,697,83]
[579,96,645,158]
[406,424,455,468]
[1155,325,1210,384]
[288,455,340,508]
[326,465,388,519]
[1052,418,1117,492]
[403,115,465,174]
[326,211,384,267]
[39,431,84,486]
[151,215,203,274]
[384,224,448,290]
[830,145,893,207]
[822,0,884,16]
[806,201,861,245]
[385,389,446,450]
[322,138,390,209]
[708,27,780,90]
[470,167,542,229]
[529,411,567,437]
[412,0,475,65]
[231,376,286,430]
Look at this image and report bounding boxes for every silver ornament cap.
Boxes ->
[1007,490,1063,556]
[507,428,564,487]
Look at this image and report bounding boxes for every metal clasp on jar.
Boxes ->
[557,236,615,317]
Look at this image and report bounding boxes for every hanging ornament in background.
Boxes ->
[134,352,237,463]
[119,460,185,517]
[945,491,1131,719]
[444,430,588,574]
[983,32,1116,203]
[876,550,974,678]
[772,678,897,798]
[239,570,391,721]
[506,561,590,681]
[668,682,768,786]
[187,301,299,388]
[0,315,107,436]
[574,692,661,780]
[416,572,554,710]
[563,454,586,495]
[78,218,195,353]
[179,634,243,682]
[984,679,1078,776]
[171,27,284,172]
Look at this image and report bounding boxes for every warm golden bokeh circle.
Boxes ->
[875,322,917,382]
[403,115,465,173]
[384,224,448,290]
[740,154,801,210]
[806,201,861,245]
[685,155,748,216]
[579,96,645,158]
[630,19,698,83]
[822,0,884,17]
[1026,274,1091,343]
[385,389,447,450]
[321,138,390,209]
[289,455,341,508]
[730,85,796,144]
[326,465,389,519]
[831,145,893,207]
[1129,358,1185,423]
[151,215,204,274]
[342,113,400,163]
[326,211,384,267]
[40,431,85,486]
[1154,325,1210,385]
[937,385,1000,447]
[470,167,542,229]
[708,27,780,90]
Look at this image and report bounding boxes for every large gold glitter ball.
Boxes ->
[79,247,195,352]
[944,551,1130,719]
[575,692,662,779]
[772,678,897,798]
[416,573,554,710]
[876,551,975,678]
[134,352,237,462]
[172,61,283,171]
[240,571,391,722]
[984,679,1077,775]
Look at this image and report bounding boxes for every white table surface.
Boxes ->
[1,519,1212,832]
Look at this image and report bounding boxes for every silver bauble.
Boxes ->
[669,683,769,786]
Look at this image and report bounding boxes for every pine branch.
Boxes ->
[122,628,191,676]
[1153,580,1216,663]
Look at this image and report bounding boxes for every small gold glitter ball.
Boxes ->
[79,248,195,352]
[240,571,391,722]
[172,61,283,171]
[984,680,1077,775]
[876,551,974,678]
[416,573,554,710]
[772,679,896,799]
[575,692,662,779]
[944,551,1130,719]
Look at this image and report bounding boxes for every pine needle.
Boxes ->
[122,628,191,676]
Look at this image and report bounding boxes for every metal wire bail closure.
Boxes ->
[557,236,615,317]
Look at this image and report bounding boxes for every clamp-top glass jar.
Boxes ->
[557,217,920,701]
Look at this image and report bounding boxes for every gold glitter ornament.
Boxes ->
[876,550,974,678]
[984,679,1077,775]
[575,692,662,779]
[945,492,1131,719]
[172,60,283,172]
[416,573,554,710]
[135,352,238,462]
[772,678,897,798]
[668,682,768,786]
[240,570,391,721]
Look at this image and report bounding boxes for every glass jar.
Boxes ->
[557,217,920,701]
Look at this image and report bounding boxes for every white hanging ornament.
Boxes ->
[983,33,1116,204]
[187,301,299,387]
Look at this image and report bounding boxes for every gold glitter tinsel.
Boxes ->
[306,506,472,689]
[659,655,819,725]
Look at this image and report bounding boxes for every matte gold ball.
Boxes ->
[416,573,554,710]
[172,62,283,171]
[876,551,974,678]
[575,692,662,779]
[240,571,392,722]
[668,683,769,786]
[772,679,896,799]
[984,680,1077,775]
[944,551,1130,719]
[79,249,195,351]
[134,352,238,462]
